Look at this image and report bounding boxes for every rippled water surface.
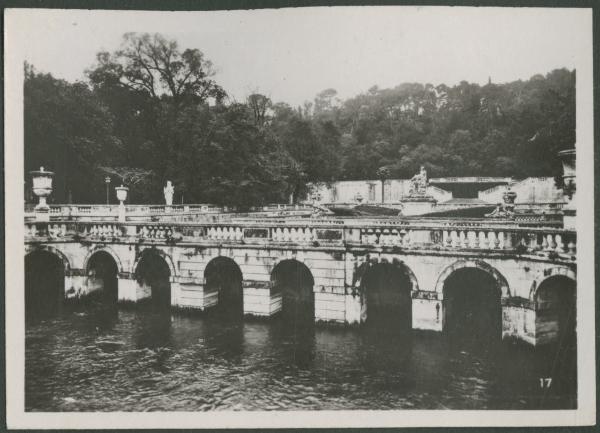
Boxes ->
[25,305,577,411]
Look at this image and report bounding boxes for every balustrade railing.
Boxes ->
[24,218,576,260]
[24,203,316,222]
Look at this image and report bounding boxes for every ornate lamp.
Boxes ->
[30,166,54,210]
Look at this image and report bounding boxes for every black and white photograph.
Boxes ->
[4,4,595,428]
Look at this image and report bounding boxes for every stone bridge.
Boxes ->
[25,214,576,346]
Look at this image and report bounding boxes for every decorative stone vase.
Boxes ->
[115,185,129,223]
[558,148,576,199]
[115,185,129,204]
[30,166,54,210]
[558,148,576,230]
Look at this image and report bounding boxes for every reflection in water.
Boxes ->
[25,304,576,411]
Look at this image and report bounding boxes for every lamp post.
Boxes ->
[105,176,111,205]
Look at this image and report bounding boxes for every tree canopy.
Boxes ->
[24,33,575,205]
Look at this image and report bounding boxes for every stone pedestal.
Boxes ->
[501,299,536,345]
[400,195,437,216]
[117,275,152,303]
[170,278,218,310]
[411,292,442,331]
[243,281,281,316]
[563,208,576,231]
[64,270,86,300]
[344,293,363,324]
[34,208,50,222]
[314,291,346,323]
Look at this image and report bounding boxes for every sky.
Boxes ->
[7,6,590,107]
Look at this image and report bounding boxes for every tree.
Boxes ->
[247,93,272,127]
[24,63,120,203]
[88,33,226,104]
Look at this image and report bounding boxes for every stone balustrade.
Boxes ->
[24,218,576,260]
[24,203,315,222]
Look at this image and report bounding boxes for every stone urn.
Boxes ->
[30,166,54,210]
[115,185,129,204]
[115,185,129,222]
[558,148,576,230]
[558,148,576,199]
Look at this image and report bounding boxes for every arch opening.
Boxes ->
[204,257,243,317]
[271,260,314,324]
[135,250,171,309]
[535,275,576,346]
[534,275,577,400]
[25,250,65,321]
[361,262,413,332]
[442,267,502,345]
[86,251,119,305]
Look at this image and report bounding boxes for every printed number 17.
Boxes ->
[539,378,552,388]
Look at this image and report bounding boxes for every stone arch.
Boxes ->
[133,247,177,279]
[356,256,415,331]
[353,256,419,292]
[529,266,576,301]
[270,258,315,321]
[434,259,510,298]
[83,246,124,274]
[204,255,244,314]
[25,244,72,272]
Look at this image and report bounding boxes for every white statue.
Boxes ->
[163,180,174,206]
[410,166,428,195]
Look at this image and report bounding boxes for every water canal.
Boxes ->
[25,301,576,411]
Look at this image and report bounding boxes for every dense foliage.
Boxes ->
[24,33,575,205]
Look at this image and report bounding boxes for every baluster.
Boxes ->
[290,228,297,242]
[547,234,556,251]
[459,230,467,248]
[443,230,450,248]
[541,235,549,250]
[478,231,487,249]
[493,231,500,249]
[283,228,290,242]
[235,227,243,241]
[400,230,408,247]
[300,227,308,242]
[450,230,459,248]
[555,234,565,253]
[529,233,539,251]
[467,230,477,248]
[503,231,513,249]
[497,231,504,249]
[567,239,576,255]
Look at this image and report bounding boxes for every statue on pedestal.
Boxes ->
[163,181,174,206]
[409,166,428,196]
